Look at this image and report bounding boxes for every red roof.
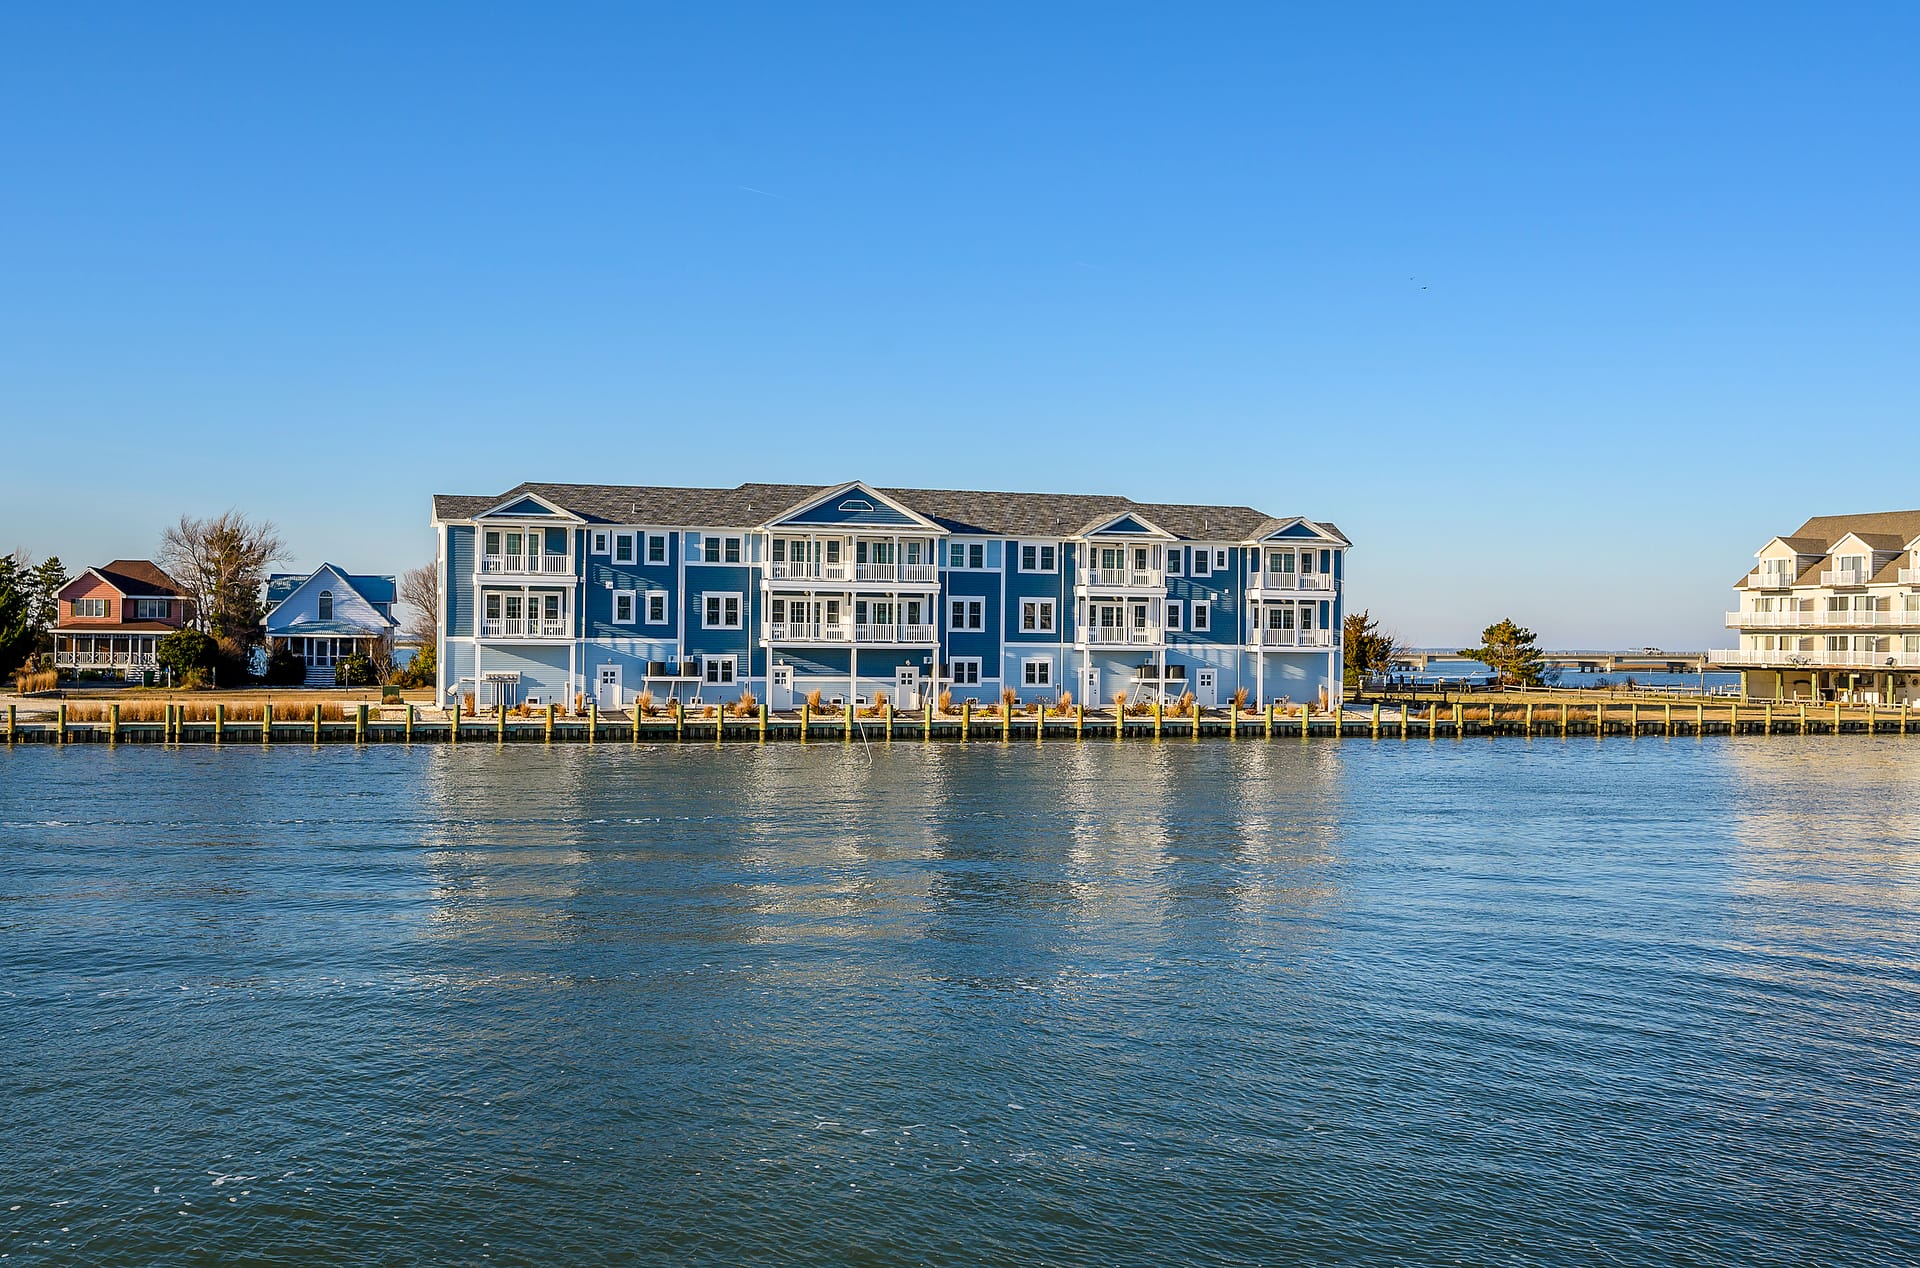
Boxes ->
[63,560,187,598]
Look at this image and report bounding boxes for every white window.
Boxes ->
[1269,549,1293,575]
[1214,548,1229,571]
[1192,549,1211,577]
[646,533,667,564]
[1023,658,1052,687]
[1191,600,1210,632]
[613,590,636,624]
[949,657,982,686]
[950,598,984,630]
[646,592,667,624]
[950,540,986,570]
[1166,601,1182,632]
[591,530,611,555]
[703,593,743,629]
[317,590,334,622]
[703,655,736,685]
[1018,542,1057,573]
[1167,548,1183,576]
[700,535,743,564]
[614,532,636,564]
[73,597,109,618]
[1021,599,1055,633]
[133,598,170,620]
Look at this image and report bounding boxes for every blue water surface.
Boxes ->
[3,739,1917,1265]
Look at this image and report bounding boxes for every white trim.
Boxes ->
[646,591,668,625]
[645,532,668,565]
[590,530,611,556]
[1191,550,1212,577]
[948,539,989,570]
[947,656,983,686]
[702,654,738,685]
[692,534,745,565]
[702,591,744,629]
[613,589,637,625]
[761,480,949,534]
[1213,548,1229,572]
[474,490,584,522]
[1166,600,1182,632]
[1191,599,1211,632]
[1167,547,1183,576]
[949,596,985,630]
[1020,598,1056,633]
[613,532,636,564]
[1021,656,1053,687]
[1016,541,1059,574]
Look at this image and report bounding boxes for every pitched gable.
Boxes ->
[767,482,942,531]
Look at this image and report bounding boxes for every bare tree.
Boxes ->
[398,561,439,646]
[159,511,287,657]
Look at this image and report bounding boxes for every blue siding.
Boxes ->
[778,491,918,528]
[446,527,474,637]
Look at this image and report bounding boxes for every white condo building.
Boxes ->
[1715,510,1920,704]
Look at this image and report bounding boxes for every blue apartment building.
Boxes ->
[430,481,1349,713]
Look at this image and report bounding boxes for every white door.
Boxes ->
[1082,666,1101,706]
[596,664,622,710]
[1195,667,1217,708]
[770,665,794,710]
[895,665,920,711]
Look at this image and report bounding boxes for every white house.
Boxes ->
[263,564,399,685]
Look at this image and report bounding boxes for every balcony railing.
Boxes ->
[767,561,851,581]
[1253,573,1334,592]
[1086,625,1162,645]
[1902,568,1920,585]
[55,651,160,669]
[854,623,937,643]
[1821,568,1872,586]
[1712,647,1920,669]
[766,621,849,642]
[1251,627,1334,647]
[1726,609,1907,628]
[1747,569,1796,588]
[480,553,572,576]
[480,618,568,638]
[1081,566,1165,588]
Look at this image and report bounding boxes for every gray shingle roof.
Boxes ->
[432,481,1347,544]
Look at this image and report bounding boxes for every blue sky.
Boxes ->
[3,4,1915,650]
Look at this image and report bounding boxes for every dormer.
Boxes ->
[1749,537,1820,589]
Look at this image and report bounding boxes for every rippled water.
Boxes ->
[4,739,1919,1265]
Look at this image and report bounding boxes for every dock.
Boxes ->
[5,699,1916,744]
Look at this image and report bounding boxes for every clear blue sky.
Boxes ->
[4,4,1915,650]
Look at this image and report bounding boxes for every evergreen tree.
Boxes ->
[29,556,69,644]
[1343,609,1401,688]
[0,555,34,679]
[1459,619,1551,687]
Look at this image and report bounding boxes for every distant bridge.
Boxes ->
[1391,649,1712,675]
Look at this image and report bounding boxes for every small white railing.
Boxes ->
[1726,609,1906,628]
[765,622,851,642]
[1712,647,1920,668]
[853,623,937,643]
[899,563,938,582]
[1821,568,1871,586]
[1251,627,1334,647]
[767,561,852,581]
[1901,568,1920,585]
[854,563,896,581]
[1086,626,1162,645]
[55,651,160,668]
[1252,573,1334,592]
[1082,567,1165,588]
[1747,569,1796,588]
[480,554,571,575]
[480,618,568,638]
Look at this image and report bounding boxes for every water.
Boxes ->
[1391,659,1742,693]
[4,740,1918,1265]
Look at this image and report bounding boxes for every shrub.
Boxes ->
[14,668,56,694]
[263,644,304,686]
[1231,686,1250,712]
[858,691,889,718]
[1000,687,1018,714]
[636,689,659,717]
[938,689,956,715]
[156,628,218,681]
[806,688,823,711]
[731,690,759,718]
[1048,690,1075,717]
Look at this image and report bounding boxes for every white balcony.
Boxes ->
[1081,566,1165,589]
[1086,625,1162,645]
[1712,647,1920,669]
[853,623,937,643]
[1747,569,1796,589]
[1727,609,1907,628]
[1251,627,1334,648]
[766,561,851,582]
[480,553,572,576]
[766,621,849,642]
[479,618,569,639]
[1901,568,1920,585]
[1821,568,1872,586]
[1253,573,1334,593]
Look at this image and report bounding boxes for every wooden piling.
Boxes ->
[109,703,120,745]
[496,702,506,744]
[675,699,685,742]
[451,702,460,744]
[1301,704,1310,741]
[1265,701,1275,740]
[1428,702,1438,740]
[924,700,933,743]
[961,700,970,741]
[1371,702,1381,738]
[5,703,14,744]
[1799,703,1808,734]
[261,702,271,745]
[1630,703,1638,736]
[846,700,856,745]
[1077,702,1086,741]
[1524,703,1533,736]
[759,702,769,743]
[1696,703,1704,735]
[405,703,415,743]
[546,703,556,743]
[1559,703,1568,736]
[886,700,896,744]
[802,700,812,743]
[214,703,225,745]
[1229,703,1238,741]
[58,702,68,744]
[1153,700,1163,741]
[1452,703,1463,738]
[356,704,368,743]
[588,701,598,744]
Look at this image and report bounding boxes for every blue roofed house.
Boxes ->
[263,564,400,685]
